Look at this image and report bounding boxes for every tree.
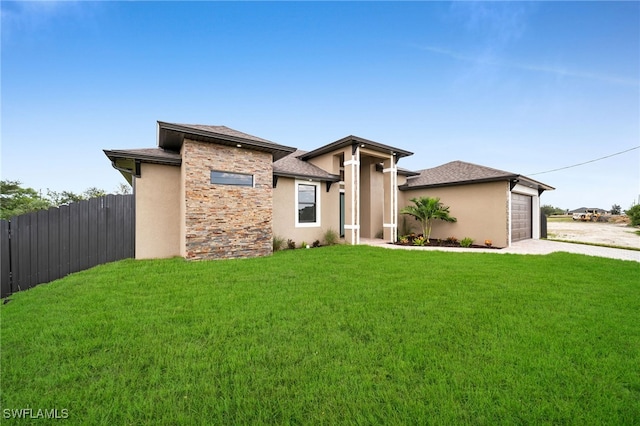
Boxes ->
[626,204,640,227]
[1,180,52,220]
[115,183,131,195]
[1,180,113,219]
[611,204,621,215]
[541,204,565,216]
[46,189,84,206]
[83,187,107,199]
[400,196,457,242]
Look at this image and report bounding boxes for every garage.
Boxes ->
[511,193,532,241]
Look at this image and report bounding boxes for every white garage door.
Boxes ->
[511,193,532,242]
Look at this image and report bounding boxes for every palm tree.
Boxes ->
[400,196,457,243]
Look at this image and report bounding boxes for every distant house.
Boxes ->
[569,207,610,215]
[104,121,554,260]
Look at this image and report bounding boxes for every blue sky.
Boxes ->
[2,1,638,210]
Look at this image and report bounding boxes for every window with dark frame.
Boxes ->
[297,184,317,223]
[210,170,254,187]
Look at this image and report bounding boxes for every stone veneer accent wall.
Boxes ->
[182,139,273,260]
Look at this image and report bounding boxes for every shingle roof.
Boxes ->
[299,135,413,161]
[172,124,275,144]
[157,121,296,161]
[401,160,554,191]
[405,161,516,188]
[273,150,341,181]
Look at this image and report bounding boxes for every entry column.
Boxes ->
[382,155,397,242]
[343,145,360,245]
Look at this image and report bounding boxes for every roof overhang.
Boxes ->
[273,171,341,182]
[157,121,296,161]
[103,148,181,184]
[399,175,555,193]
[299,135,413,161]
[511,176,555,194]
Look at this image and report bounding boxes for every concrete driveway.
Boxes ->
[361,238,640,262]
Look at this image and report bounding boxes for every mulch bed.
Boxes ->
[392,239,502,250]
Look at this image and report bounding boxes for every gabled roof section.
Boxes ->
[299,135,413,161]
[157,121,296,161]
[273,150,341,181]
[400,160,554,192]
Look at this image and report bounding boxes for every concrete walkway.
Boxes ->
[360,238,640,262]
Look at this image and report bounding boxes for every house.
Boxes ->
[104,121,554,260]
[569,207,610,215]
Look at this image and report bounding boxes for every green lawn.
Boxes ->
[2,246,639,425]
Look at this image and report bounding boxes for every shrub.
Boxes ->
[323,228,339,246]
[273,235,285,252]
[446,236,458,244]
[400,196,457,242]
[413,236,426,246]
[484,240,493,247]
[287,239,296,250]
[301,241,309,249]
[399,236,409,245]
[626,204,640,226]
[460,237,474,248]
[312,240,320,248]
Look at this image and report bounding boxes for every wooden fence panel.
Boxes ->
[88,198,99,268]
[124,195,135,259]
[106,195,118,263]
[1,220,10,298]
[48,207,60,283]
[1,194,135,298]
[37,210,49,285]
[27,212,38,290]
[58,205,70,278]
[79,200,91,271]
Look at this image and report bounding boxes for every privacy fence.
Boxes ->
[1,194,135,298]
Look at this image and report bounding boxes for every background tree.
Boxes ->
[83,187,107,199]
[610,204,621,215]
[541,205,566,216]
[46,189,84,206]
[400,196,457,242]
[625,204,640,227]
[115,183,131,195]
[1,180,52,220]
[2,180,117,219]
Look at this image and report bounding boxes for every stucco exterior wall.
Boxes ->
[273,176,340,246]
[399,181,510,247]
[182,139,273,259]
[135,163,182,259]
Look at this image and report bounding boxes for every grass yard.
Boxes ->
[1,246,639,424]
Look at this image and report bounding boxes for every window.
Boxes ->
[296,181,321,227]
[210,170,253,187]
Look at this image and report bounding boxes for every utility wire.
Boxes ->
[527,145,640,176]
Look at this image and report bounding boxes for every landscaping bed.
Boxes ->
[393,235,501,249]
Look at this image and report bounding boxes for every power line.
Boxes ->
[527,146,640,176]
